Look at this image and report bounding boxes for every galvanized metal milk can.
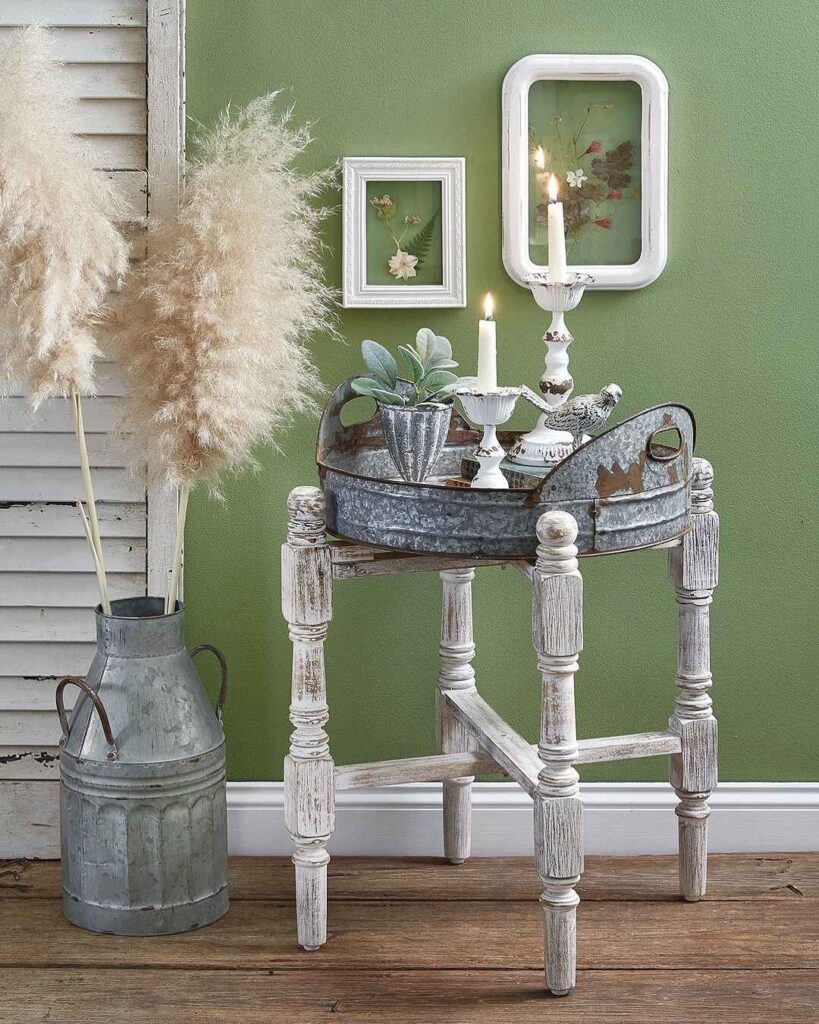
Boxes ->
[57,597,229,935]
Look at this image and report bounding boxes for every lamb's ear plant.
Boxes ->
[352,329,474,406]
[110,93,337,614]
[0,27,129,614]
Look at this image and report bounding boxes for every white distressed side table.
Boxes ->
[281,458,718,996]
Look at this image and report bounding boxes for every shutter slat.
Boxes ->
[0,643,97,676]
[69,97,146,134]
[0,434,133,467]
[0,26,146,62]
[2,397,123,432]
[0,677,76,708]
[0,747,59,780]
[0,573,144,606]
[61,61,146,98]
[0,537,145,572]
[0,468,144,502]
[0,608,96,642]
[0,502,145,537]
[84,134,145,170]
[0,709,64,745]
[0,2,146,27]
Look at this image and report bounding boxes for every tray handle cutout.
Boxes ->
[647,425,683,462]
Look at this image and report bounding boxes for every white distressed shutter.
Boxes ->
[0,0,184,856]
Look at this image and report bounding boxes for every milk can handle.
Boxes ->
[190,644,229,722]
[56,676,118,760]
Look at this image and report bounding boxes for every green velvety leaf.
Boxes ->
[398,345,425,384]
[361,340,397,387]
[419,369,458,395]
[414,328,436,363]
[351,376,385,397]
[430,333,452,362]
[370,387,406,405]
[415,328,453,371]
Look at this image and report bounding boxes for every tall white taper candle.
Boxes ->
[547,174,568,284]
[477,292,497,391]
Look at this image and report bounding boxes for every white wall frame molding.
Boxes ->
[342,156,466,308]
[502,53,668,290]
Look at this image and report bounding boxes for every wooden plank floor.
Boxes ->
[0,854,816,1022]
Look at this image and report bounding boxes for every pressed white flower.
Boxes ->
[566,168,588,189]
[387,249,418,280]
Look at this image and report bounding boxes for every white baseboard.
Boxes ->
[227,781,819,857]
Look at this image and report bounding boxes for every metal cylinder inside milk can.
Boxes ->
[57,597,229,935]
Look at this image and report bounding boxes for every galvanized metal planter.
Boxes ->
[318,380,696,558]
[379,400,451,482]
[57,597,229,935]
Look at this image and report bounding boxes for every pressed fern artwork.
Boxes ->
[365,180,443,285]
[527,79,642,267]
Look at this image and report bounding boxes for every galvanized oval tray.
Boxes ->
[317,380,696,558]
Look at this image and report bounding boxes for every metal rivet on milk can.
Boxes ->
[57,597,229,935]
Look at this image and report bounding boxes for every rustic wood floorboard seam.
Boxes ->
[2,854,817,901]
[0,963,815,973]
[0,899,814,971]
[1,967,817,1023]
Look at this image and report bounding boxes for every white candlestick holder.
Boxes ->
[507,271,594,468]
[456,387,522,489]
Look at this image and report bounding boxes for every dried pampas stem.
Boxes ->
[71,389,111,613]
[112,92,337,614]
[77,501,111,616]
[165,484,189,614]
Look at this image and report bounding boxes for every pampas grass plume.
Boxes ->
[0,25,128,404]
[111,93,337,608]
[112,92,336,495]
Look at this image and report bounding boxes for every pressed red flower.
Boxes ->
[584,140,603,154]
[594,218,612,229]
[607,188,622,200]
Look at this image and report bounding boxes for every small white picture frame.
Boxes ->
[342,157,466,308]
[502,54,668,290]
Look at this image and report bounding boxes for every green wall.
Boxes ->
[185,0,818,782]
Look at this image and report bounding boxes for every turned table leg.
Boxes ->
[438,567,478,864]
[282,486,335,950]
[532,511,584,996]
[668,458,719,901]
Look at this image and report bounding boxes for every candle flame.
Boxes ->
[548,174,559,202]
[483,292,494,320]
[534,146,546,170]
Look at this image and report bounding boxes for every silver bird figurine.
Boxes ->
[521,383,622,449]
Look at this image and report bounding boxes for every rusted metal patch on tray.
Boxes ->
[595,451,648,498]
